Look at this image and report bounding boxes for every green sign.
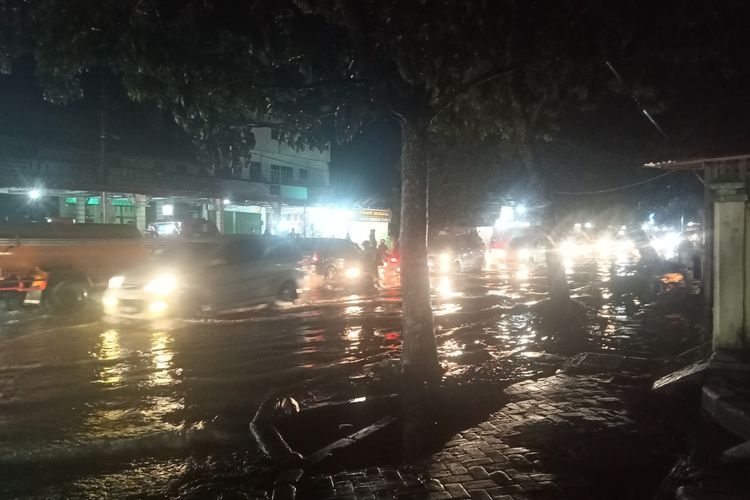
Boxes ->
[280,185,308,200]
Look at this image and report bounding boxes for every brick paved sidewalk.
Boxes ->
[293,373,664,500]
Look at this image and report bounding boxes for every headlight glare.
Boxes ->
[108,275,124,289]
[344,267,361,279]
[144,274,177,295]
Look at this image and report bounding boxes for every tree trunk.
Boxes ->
[399,118,441,459]
[515,123,571,309]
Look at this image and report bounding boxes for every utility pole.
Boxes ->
[99,73,108,223]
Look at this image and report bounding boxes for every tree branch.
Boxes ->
[428,63,526,124]
[258,77,369,90]
[208,77,369,95]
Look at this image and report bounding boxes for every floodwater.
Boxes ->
[0,254,696,498]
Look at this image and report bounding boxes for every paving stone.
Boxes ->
[529,474,554,482]
[442,474,473,483]
[484,488,513,500]
[469,490,493,500]
[444,483,471,499]
[425,479,444,492]
[463,479,499,490]
[488,471,512,485]
[462,458,494,467]
[447,464,468,475]
[429,493,452,500]
[467,466,489,480]
[432,470,452,478]
[508,455,532,467]
[486,451,509,464]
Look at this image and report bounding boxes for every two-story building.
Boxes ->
[0,65,392,240]
[0,127,334,236]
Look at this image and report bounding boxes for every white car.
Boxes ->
[103,236,302,320]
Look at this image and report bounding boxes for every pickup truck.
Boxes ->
[0,223,147,313]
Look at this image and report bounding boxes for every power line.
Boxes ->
[554,170,677,195]
[606,61,669,141]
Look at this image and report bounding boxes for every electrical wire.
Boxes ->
[554,170,677,195]
[606,61,669,141]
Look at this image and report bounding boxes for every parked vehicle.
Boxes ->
[506,235,553,263]
[146,219,219,239]
[0,223,147,313]
[428,234,485,273]
[294,237,373,288]
[103,236,303,320]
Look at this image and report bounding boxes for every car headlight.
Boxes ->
[439,253,452,265]
[102,294,118,309]
[560,240,579,259]
[518,248,531,261]
[144,274,177,296]
[108,275,124,289]
[344,267,361,279]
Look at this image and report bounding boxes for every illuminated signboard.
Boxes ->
[353,208,391,222]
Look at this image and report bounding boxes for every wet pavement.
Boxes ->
[0,256,698,498]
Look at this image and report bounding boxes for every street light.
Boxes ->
[516,204,527,215]
[223,198,231,205]
[28,189,42,200]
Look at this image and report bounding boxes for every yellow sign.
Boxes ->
[353,208,391,222]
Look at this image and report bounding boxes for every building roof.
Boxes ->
[645,154,750,170]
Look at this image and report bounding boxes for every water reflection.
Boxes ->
[94,329,124,386]
[515,265,530,281]
[436,276,460,298]
[148,331,174,387]
[344,306,363,316]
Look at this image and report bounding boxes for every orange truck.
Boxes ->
[0,224,148,313]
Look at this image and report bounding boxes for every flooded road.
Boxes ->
[0,256,691,498]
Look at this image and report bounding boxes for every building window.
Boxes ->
[249,161,261,182]
[281,166,293,185]
[270,184,280,196]
[271,129,280,140]
[298,168,308,183]
[271,164,281,184]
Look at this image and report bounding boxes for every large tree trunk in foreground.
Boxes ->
[399,118,441,459]
[516,129,571,309]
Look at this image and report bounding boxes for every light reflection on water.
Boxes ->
[149,331,174,387]
[344,306,363,316]
[94,329,124,385]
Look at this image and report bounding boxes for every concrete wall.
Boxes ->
[711,183,750,351]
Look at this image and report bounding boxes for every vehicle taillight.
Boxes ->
[389,257,398,263]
